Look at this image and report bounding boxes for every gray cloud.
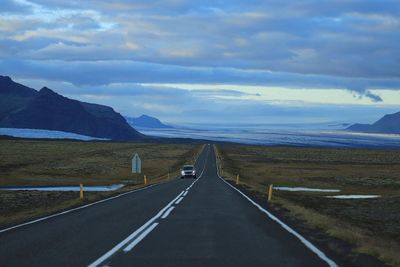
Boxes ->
[1,0,399,124]
[2,59,399,92]
[0,0,399,79]
[364,91,383,102]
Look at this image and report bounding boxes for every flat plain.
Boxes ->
[216,144,400,266]
[0,139,201,227]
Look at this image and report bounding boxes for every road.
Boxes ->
[0,144,336,267]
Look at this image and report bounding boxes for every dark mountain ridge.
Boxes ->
[0,75,143,140]
[0,75,37,97]
[0,76,37,121]
[347,111,400,134]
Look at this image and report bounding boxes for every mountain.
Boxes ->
[0,75,144,140]
[0,76,37,121]
[126,114,173,128]
[347,111,400,134]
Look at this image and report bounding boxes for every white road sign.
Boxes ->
[132,153,141,173]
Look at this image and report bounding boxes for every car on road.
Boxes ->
[181,165,197,179]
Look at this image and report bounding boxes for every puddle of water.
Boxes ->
[274,187,340,192]
[0,184,125,192]
[326,195,380,199]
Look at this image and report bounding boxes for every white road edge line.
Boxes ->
[175,197,184,205]
[123,223,159,252]
[0,145,210,234]
[213,145,338,267]
[88,190,185,267]
[0,183,159,234]
[183,191,188,196]
[161,206,175,219]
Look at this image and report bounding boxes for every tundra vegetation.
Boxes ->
[0,139,202,227]
[216,144,400,267]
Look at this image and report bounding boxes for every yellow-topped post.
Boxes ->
[80,183,84,200]
[236,174,240,185]
[268,184,273,201]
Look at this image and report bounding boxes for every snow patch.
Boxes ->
[0,128,109,141]
[326,195,380,199]
[0,184,125,192]
[274,187,340,192]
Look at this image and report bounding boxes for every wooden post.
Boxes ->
[268,184,273,201]
[80,184,84,200]
[236,174,240,185]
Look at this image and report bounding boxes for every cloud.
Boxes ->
[1,0,399,125]
[190,89,261,98]
[67,86,398,124]
[347,83,386,102]
[0,0,399,79]
[2,58,400,92]
[364,91,383,102]
[14,76,399,126]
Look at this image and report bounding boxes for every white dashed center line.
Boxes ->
[123,223,159,252]
[161,206,175,219]
[175,197,184,205]
[88,145,210,267]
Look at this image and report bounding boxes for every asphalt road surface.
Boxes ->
[0,144,337,267]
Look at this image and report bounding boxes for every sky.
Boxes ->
[0,0,400,125]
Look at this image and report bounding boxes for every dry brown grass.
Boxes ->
[217,144,400,193]
[0,139,202,227]
[274,197,400,267]
[0,139,201,186]
[216,144,400,267]
[0,190,133,227]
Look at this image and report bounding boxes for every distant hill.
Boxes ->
[0,75,144,140]
[347,111,400,134]
[126,115,173,128]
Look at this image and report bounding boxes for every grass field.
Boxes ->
[216,144,400,266]
[0,139,202,227]
[0,139,201,186]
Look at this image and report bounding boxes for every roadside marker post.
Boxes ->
[80,184,84,200]
[236,174,240,185]
[268,184,273,201]
[144,175,147,185]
